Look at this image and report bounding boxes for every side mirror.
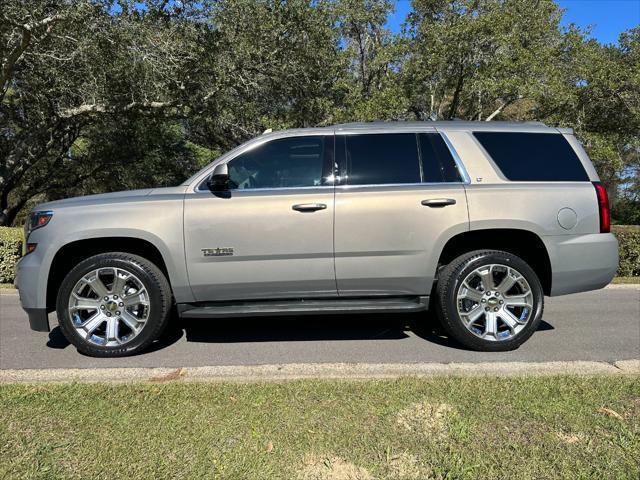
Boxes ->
[207,163,230,192]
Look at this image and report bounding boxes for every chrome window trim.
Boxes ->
[193,130,470,193]
[439,131,471,184]
[338,131,470,187]
[335,182,467,190]
[194,184,334,194]
[190,131,335,192]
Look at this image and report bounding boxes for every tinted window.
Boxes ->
[345,133,421,185]
[228,136,326,189]
[473,132,589,181]
[419,133,462,182]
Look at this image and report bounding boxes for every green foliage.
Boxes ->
[614,198,640,225]
[0,227,22,283]
[613,225,640,277]
[0,0,638,226]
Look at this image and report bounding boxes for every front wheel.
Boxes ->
[56,252,172,357]
[435,250,544,351]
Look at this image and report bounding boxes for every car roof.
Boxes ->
[263,120,569,136]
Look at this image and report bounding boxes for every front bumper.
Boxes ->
[15,251,51,332]
[25,308,50,332]
[545,233,618,296]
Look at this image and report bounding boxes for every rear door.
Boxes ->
[184,134,337,301]
[334,129,469,296]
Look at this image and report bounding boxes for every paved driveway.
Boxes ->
[1,287,638,370]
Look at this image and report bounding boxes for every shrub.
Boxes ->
[0,227,23,284]
[613,225,640,277]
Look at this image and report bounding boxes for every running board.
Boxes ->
[178,296,429,319]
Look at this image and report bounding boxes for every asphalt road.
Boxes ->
[1,287,638,370]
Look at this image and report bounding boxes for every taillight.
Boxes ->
[593,182,610,233]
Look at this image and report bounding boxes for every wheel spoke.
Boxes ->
[484,312,497,338]
[495,271,517,294]
[477,266,494,291]
[106,317,119,344]
[120,311,142,331]
[504,294,532,308]
[123,293,148,308]
[459,283,483,303]
[500,309,520,330]
[87,274,109,298]
[83,312,105,335]
[465,304,485,324]
[70,298,101,311]
[111,269,128,296]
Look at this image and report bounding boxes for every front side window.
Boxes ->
[227,136,329,189]
[344,133,421,185]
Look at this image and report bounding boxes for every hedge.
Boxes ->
[613,225,640,277]
[0,227,23,284]
[0,225,638,285]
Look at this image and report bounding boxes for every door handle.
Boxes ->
[292,203,327,212]
[421,198,456,208]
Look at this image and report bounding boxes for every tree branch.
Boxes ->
[58,100,181,118]
[485,94,521,122]
[0,14,64,101]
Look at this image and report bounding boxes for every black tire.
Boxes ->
[56,252,172,357]
[435,250,544,351]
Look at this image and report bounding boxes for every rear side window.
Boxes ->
[344,133,421,185]
[473,132,589,181]
[419,133,462,183]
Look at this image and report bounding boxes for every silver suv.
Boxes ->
[16,121,619,357]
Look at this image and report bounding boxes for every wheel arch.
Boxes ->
[437,228,552,295]
[46,237,171,312]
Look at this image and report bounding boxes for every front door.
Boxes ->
[184,134,336,302]
[334,130,469,296]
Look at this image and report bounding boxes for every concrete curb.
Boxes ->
[0,360,638,384]
[614,359,640,373]
[606,283,640,289]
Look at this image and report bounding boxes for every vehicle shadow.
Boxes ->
[46,312,555,354]
[179,312,555,350]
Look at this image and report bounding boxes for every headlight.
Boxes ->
[25,211,53,238]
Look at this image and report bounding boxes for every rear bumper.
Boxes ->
[545,233,618,296]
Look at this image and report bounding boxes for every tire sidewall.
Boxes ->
[442,251,544,350]
[56,254,168,356]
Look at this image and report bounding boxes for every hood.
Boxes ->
[35,188,156,211]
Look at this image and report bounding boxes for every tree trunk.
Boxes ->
[447,72,465,120]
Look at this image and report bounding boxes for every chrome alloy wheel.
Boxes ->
[67,267,150,347]
[456,264,534,341]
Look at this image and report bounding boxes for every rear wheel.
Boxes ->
[435,250,544,351]
[56,252,172,357]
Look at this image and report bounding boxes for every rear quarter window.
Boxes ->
[473,132,589,182]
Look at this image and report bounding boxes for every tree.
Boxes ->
[332,0,408,121]
[0,0,204,225]
[404,0,566,121]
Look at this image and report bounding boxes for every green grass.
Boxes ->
[611,277,640,284]
[1,376,638,479]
